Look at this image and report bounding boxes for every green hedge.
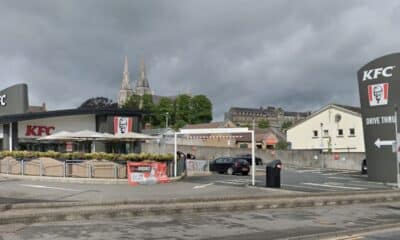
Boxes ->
[0,151,173,161]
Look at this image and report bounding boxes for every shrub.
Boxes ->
[0,151,173,162]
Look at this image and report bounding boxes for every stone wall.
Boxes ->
[142,143,365,171]
[0,157,128,179]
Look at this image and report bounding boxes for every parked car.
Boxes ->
[235,154,263,165]
[210,157,250,175]
[361,159,367,174]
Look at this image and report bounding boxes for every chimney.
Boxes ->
[42,102,47,111]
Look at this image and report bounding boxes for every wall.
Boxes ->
[18,114,96,139]
[287,106,365,152]
[142,143,365,171]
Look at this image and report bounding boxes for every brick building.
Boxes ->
[224,106,310,129]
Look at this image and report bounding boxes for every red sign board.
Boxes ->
[66,141,73,152]
[127,162,169,186]
[25,125,55,136]
[114,117,133,134]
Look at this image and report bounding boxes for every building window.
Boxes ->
[338,129,343,136]
[349,128,355,136]
[323,130,329,137]
[313,130,318,137]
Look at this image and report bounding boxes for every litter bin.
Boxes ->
[266,160,282,188]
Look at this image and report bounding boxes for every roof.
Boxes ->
[287,104,361,131]
[228,106,310,117]
[0,108,145,124]
[183,121,236,129]
[27,105,46,113]
[234,132,285,143]
[333,104,361,114]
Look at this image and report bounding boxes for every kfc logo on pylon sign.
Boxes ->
[0,94,6,106]
[363,66,395,81]
[114,117,133,134]
[25,125,55,136]
[368,83,389,106]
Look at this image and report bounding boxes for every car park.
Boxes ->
[210,157,250,175]
[235,154,263,165]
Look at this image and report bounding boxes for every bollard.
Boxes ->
[6,159,9,175]
[63,161,66,177]
[39,159,43,176]
[88,163,92,178]
[21,159,24,176]
[114,163,118,179]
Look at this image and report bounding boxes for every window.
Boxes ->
[338,129,343,136]
[323,130,329,136]
[349,128,355,136]
[313,130,318,137]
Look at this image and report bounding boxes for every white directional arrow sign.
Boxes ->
[374,138,396,149]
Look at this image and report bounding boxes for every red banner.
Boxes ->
[127,162,169,186]
[114,117,133,134]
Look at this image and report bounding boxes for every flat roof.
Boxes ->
[0,108,145,124]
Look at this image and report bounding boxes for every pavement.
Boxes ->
[2,201,400,239]
[182,166,395,192]
[0,166,394,206]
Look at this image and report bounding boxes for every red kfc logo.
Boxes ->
[25,125,55,136]
[368,83,389,106]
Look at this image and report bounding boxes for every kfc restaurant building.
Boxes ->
[0,84,144,153]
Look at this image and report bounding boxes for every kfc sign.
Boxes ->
[114,117,132,134]
[25,125,55,136]
[0,94,6,106]
[362,66,395,81]
[368,83,389,106]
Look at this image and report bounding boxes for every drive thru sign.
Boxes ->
[358,53,400,183]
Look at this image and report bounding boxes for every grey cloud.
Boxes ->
[0,0,399,120]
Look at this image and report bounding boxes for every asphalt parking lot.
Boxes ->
[182,166,395,192]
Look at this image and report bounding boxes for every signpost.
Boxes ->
[358,53,400,183]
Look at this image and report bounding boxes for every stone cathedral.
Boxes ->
[118,56,152,107]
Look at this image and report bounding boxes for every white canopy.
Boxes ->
[113,132,159,140]
[38,130,116,141]
[38,131,75,141]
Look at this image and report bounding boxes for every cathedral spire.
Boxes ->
[118,56,133,106]
[134,58,152,95]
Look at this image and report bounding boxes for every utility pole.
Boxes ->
[165,112,169,129]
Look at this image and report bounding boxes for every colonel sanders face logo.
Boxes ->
[119,118,128,133]
[368,83,389,106]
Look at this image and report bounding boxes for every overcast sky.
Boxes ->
[0,1,399,120]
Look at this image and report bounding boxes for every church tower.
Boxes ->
[118,56,133,106]
[134,58,152,96]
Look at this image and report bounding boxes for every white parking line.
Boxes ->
[282,184,333,191]
[296,170,322,173]
[19,184,81,192]
[323,171,359,176]
[215,180,246,185]
[193,183,214,189]
[302,182,365,190]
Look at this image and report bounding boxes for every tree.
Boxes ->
[123,94,141,109]
[156,97,174,128]
[275,140,290,150]
[173,119,187,131]
[281,121,293,131]
[79,97,117,109]
[141,94,155,124]
[258,120,270,129]
[175,94,192,124]
[191,95,212,124]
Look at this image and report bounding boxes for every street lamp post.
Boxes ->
[320,123,324,169]
[165,112,169,129]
